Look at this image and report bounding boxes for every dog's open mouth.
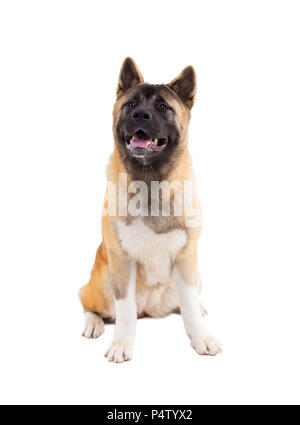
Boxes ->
[125,130,168,156]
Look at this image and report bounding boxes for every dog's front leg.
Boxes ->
[105,260,137,363]
[173,260,222,356]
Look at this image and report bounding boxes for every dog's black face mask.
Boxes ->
[113,58,196,177]
[116,84,180,163]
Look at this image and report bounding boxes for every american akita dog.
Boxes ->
[80,58,222,363]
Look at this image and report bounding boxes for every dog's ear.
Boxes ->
[117,57,144,98]
[167,66,197,110]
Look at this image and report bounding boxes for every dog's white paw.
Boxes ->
[105,342,133,363]
[192,335,222,356]
[82,312,104,339]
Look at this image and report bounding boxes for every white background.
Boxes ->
[0,0,300,405]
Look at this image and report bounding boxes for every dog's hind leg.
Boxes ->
[79,243,114,339]
[82,312,104,339]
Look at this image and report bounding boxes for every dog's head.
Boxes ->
[113,58,196,176]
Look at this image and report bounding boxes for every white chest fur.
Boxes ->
[116,219,187,286]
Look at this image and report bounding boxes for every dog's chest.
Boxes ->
[116,219,187,285]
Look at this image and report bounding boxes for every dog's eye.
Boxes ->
[160,104,168,111]
[128,101,136,108]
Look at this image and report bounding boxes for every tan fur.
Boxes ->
[80,59,202,320]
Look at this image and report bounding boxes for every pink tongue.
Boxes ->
[131,137,151,148]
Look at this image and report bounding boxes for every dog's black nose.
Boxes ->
[132,109,152,121]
